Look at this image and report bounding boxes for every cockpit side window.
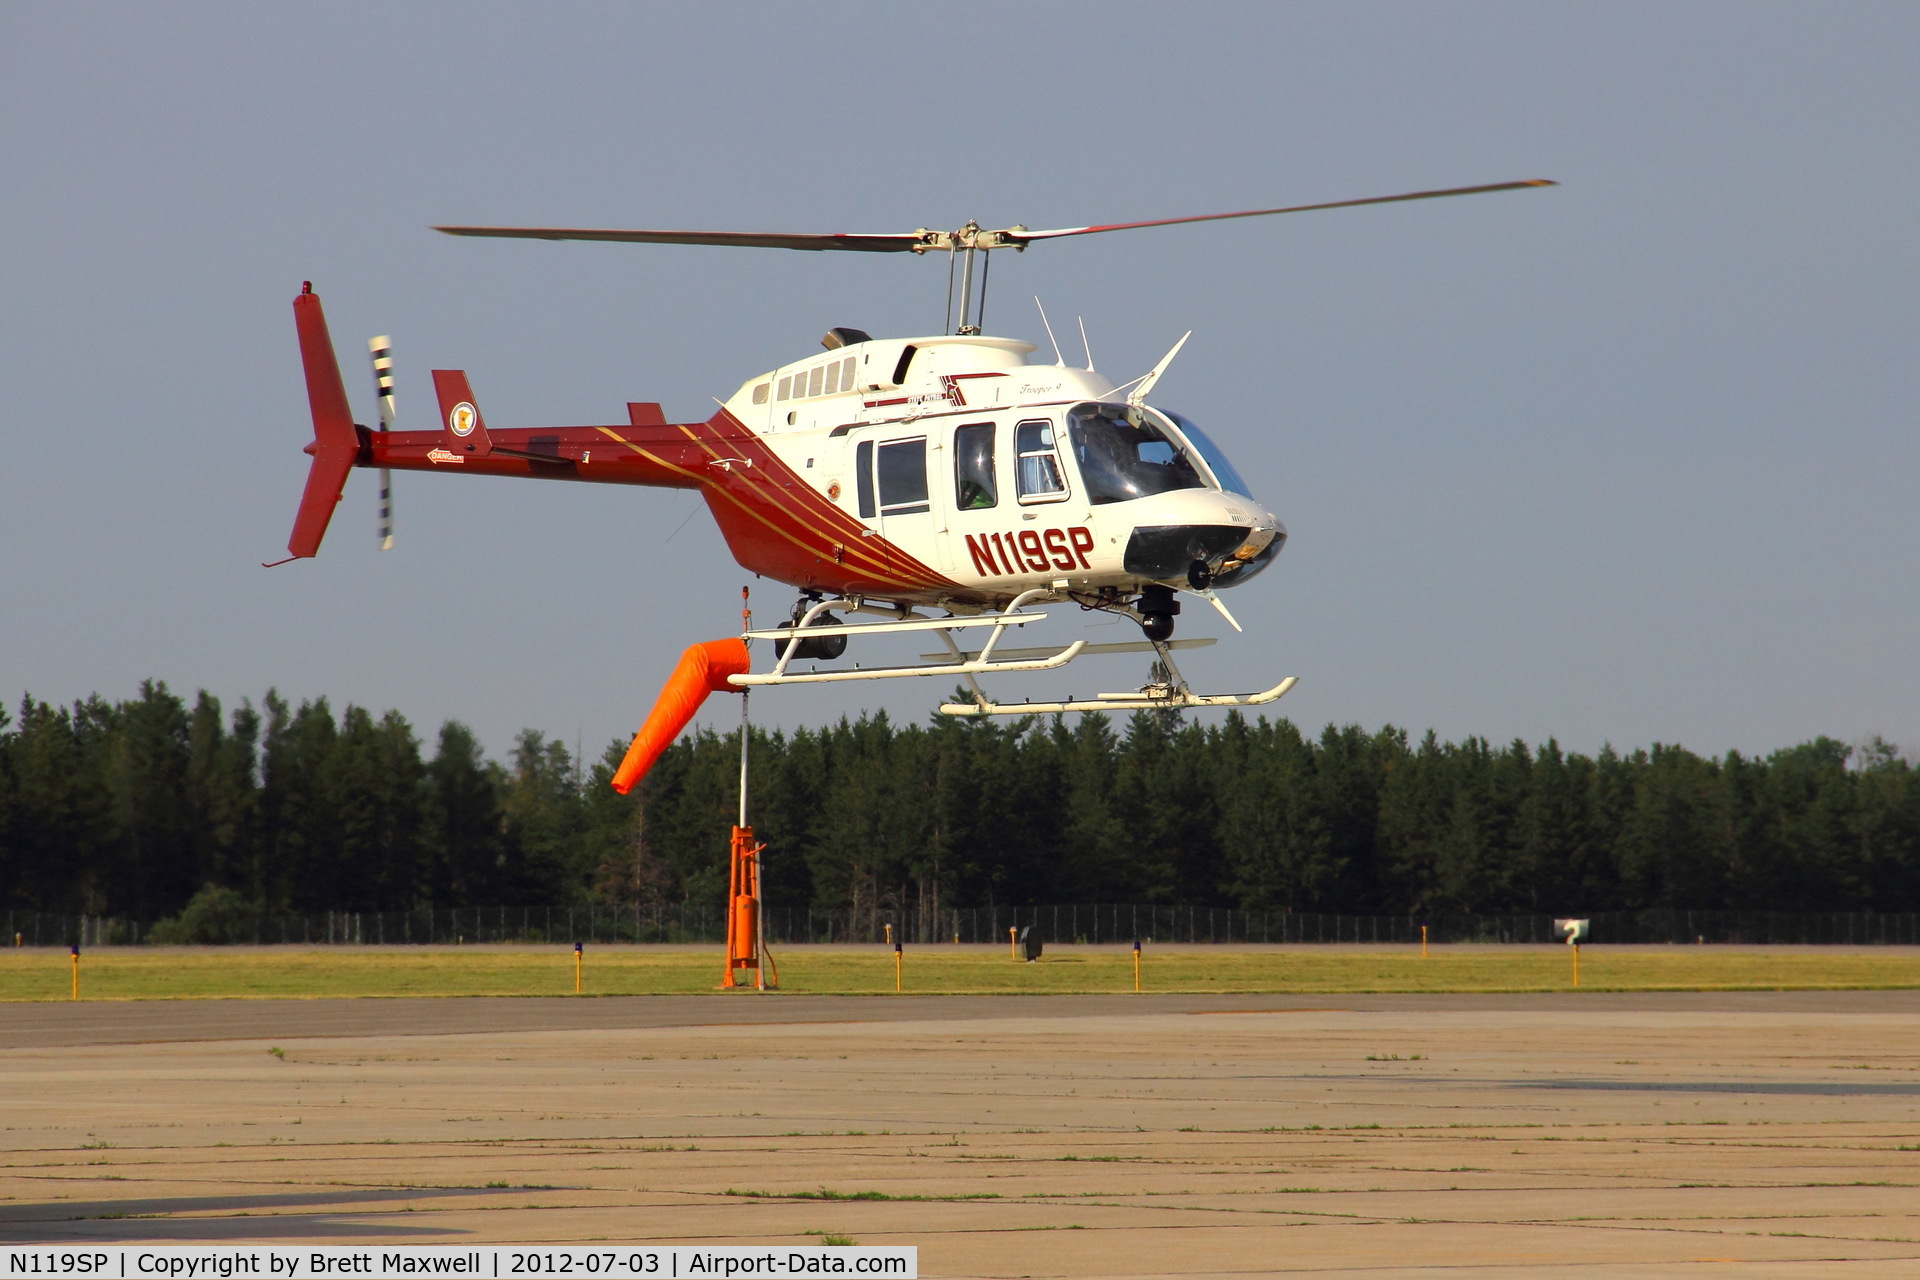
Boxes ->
[953,422,997,510]
[1015,419,1068,503]
[1066,402,1206,505]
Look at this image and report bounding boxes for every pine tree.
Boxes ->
[102,681,195,919]
[504,729,587,903]
[425,720,506,906]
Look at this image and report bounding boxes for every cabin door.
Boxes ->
[856,433,939,572]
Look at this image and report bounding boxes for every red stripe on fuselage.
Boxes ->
[677,411,956,596]
[363,411,962,601]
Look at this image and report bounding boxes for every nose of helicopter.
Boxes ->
[1120,491,1285,589]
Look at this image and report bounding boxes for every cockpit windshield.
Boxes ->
[1065,403,1207,505]
[1158,410,1253,498]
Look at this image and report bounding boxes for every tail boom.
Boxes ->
[276,284,709,564]
[362,423,707,487]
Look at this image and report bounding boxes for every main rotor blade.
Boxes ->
[432,225,926,253]
[433,179,1555,257]
[1016,179,1557,244]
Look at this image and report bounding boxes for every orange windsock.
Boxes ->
[610,639,750,794]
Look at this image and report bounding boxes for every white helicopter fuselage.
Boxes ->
[288,290,1304,712]
[711,332,1285,612]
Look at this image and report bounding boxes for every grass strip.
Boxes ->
[2,945,1917,1001]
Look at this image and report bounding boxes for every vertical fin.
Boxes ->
[277,284,363,562]
[430,369,493,457]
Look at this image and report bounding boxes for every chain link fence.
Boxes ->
[2,905,718,947]
[8,905,1920,948]
[796,905,1920,947]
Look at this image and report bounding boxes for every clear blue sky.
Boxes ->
[3,3,1915,764]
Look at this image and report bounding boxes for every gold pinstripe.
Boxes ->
[590,423,950,592]
[674,416,952,589]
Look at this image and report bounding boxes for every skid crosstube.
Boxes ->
[732,590,1294,716]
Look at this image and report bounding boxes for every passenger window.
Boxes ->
[752,383,769,405]
[841,356,857,390]
[1015,419,1067,502]
[824,362,840,395]
[856,441,875,518]
[876,438,930,515]
[953,423,997,510]
[808,366,825,397]
[777,376,792,401]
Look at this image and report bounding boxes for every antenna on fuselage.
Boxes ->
[1077,316,1094,372]
[1035,298,1066,366]
[1128,331,1192,407]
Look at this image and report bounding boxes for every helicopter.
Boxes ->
[276,179,1554,723]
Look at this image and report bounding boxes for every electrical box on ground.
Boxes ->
[1019,925,1044,962]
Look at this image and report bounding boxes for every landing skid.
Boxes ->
[939,676,1298,717]
[733,589,1297,717]
[939,617,1295,716]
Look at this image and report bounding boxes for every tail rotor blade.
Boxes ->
[369,336,396,550]
[369,335,397,427]
[377,468,394,551]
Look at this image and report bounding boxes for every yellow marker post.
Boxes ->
[893,940,903,993]
[884,922,892,946]
[1132,939,1141,993]
[1554,918,1589,988]
[573,941,583,994]
[1420,924,1428,958]
[1009,927,1017,960]
[70,943,79,1001]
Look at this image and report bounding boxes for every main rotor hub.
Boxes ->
[908,221,1032,254]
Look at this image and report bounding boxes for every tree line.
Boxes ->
[3,681,1917,924]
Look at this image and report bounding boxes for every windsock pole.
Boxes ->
[609,598,767,990]
[742,589,765,993]
[721,587,773,991]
